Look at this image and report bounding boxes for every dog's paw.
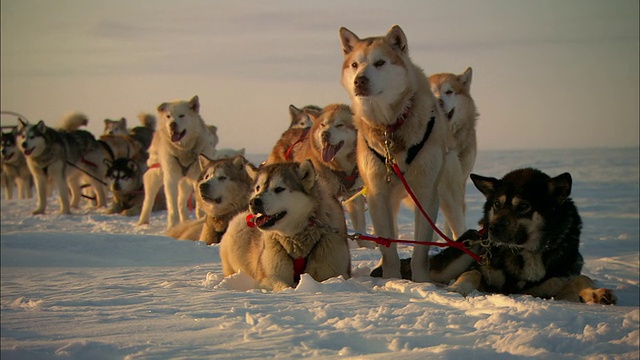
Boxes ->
[32,209,45,215]
[446,282,475,297]
[123,208,141,217]
[580,288,617,305]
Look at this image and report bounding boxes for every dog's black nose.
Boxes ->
[250,197,264,213]
[199,183,210,194]
[169,122,178,131]
[113,182,121,191]
[21,142,27,149]
[354,75,369,88]
[321,131,330,141]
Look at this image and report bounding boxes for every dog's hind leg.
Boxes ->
[438,150,467,240]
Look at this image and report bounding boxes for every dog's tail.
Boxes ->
[59,112,89,131]
[138,113,156,131]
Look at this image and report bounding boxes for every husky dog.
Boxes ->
[384,168,615,304]
[339,25,464,281]
[266,104,321,164]
[167,155,252,245]
[220,161,351,291]
[429,68,479,237]
[289,104,371,248]
[103,117,128,135]
[152,95,218,229]
[104,157,164,216]
[15,117,109,214]
[1,129,33,199]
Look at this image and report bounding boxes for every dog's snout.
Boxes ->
[250,197,264,213]
[354,75,369,88]
[438,99,445,108]
[169,121,178,131]
[199,183,210,194]
[321,131,330,141]
[21,142,27,149]
[113,182,121,191]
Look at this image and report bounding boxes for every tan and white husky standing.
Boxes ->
[428,67,479,238]
[289,103,371,248]
[339,25,465,281]
[150,95,218,230]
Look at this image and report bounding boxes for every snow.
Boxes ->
[1,148,639,359]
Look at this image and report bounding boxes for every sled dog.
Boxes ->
[384,168,617,305]
[339,25,464,281]
[15,117,109,214]
[266,104,321,164]
[151,95,218,229]
[104,156,164,216]
[288,103,370,248]
[428,67,479,236]
[1,129,33,199]
[220,160,351,291]
[167,155,252,245]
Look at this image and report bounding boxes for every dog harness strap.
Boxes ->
[80,156,99,169]
[97,139,115,161]
[148,163,161,169]
[285,128,310,161]
[405,116,435,165]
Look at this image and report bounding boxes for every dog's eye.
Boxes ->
[274,187,285,194]
[336,124,344,128]
[445,90,454,95]
[178,114,185,119]
[255,185,261,192]
[218,175,227,181]
[374,59,386,67]
[517,202,531,213]
[493,200,501,209]
[351,62,358,69]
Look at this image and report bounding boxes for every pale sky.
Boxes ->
[1,0,638,154]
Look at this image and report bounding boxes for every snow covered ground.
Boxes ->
[1,148,638,359]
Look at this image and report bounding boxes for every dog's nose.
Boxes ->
[438,99,445,108]
[169,122,178,131]
[199,183,210,194]
[21,142,27,149]
[354,75,368,88]
[113,182,121,191]
[250,197,264,213]
[321,131,330,141]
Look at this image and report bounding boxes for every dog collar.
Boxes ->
[386,98,413,134]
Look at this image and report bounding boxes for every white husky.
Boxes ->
[339,25,465,282]
[146,95,218,229]
[429,67,479,237]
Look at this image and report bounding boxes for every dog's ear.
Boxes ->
[157,102,169,113]
[119,117,127,126]
[386,25,408,54]
[245,162,259,181]
[339,27,360,55]
[189,95,200,113]
[289,104,302,123]
[232,155,247,170]
[198,153,214,171]
[16,118,28,133]
[297,159,317,193]
[470,174,498,198]
[460,67,473,92]
[35,120,47,134]
[548,172,572,205]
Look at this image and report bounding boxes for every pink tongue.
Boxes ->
[171,130,183,142]
[322,143,336,162]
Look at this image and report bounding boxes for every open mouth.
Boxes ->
[250,211,287,229]
[171,129,186,142]
[23,147,35,156]
[3,152,14,161]
[322,140,344,162]
[445,108,455,120]
[202,194,222,205]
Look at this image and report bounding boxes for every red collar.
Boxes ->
[386,99,413,134]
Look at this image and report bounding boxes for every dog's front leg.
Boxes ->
[177,178,192,223]
[162,163,181,230]
[138,168,162,225]
[368,191,402,279]
[31,167,48,215]
[51,163,71,215]
[411,184,439,282]
[344,196,373,248]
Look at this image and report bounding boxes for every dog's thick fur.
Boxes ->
[2,129,33,200]
[15,117,109,214]
[339,25,464,281]
[167,155,252,245]
[104,156,164,216]
[288,103,370,248]
[147,95,218,229]
[220,160,351,291]
[100,114,156,165]
[266,104,321,164]
[429,67,479,237]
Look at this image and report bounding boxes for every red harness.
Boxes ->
[284,128,310,161]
